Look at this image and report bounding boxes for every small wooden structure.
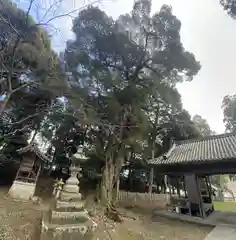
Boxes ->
[9,144,51,200]
[148,133,236,218]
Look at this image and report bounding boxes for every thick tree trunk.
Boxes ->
[116,177,120,201]
[100,159,115,205]
[100,158,123,222]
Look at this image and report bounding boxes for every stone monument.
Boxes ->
[41,165,97,240]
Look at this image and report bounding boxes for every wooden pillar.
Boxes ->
[183,178,187,197]
[116,177,120,201]
[149,149,155,195]
[176,177,180,198]
[148,167,154,195]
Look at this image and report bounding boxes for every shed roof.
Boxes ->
[148,133,236,166]
[17,144,51,162]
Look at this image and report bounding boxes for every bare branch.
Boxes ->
[26,0,36,22]
[0,124,31,140]
[36,0,102,26]
[0,0,20,35]
[40,0,64,23]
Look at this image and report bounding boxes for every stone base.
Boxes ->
[41,212,97,240]
[8,180,36,200]
[52,211,90,222]
[40,228,94,240]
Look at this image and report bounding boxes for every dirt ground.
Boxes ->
[91,207,212,240]
[0,186,211,240]
[0,187,42,240]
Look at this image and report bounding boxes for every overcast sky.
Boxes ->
[16,0,236,134]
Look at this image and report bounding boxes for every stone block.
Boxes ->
[60,191,82,201]
[8,181,36,200]
[56,200,84,210]
[51,211,89,222]
[63,185,79,193]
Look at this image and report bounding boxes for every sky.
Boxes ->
[14,0,236,134]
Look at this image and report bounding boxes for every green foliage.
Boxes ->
[220,0,236,19]
[0,0,65,96]
[40,100,87,167]
[64,1,201,201]
[192,115,214,137]
[0,0,66,164]
[0,1,204,201]
[222,94,236,132]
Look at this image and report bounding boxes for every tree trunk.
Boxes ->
[100,158,123,222]
[116,177,120,201]
[100,159,115,205]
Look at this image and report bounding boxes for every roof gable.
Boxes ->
[149,133,236,165]
[17,144,51,162]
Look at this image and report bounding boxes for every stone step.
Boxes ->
[51,210,90,224]
[41,212,97,240]
[40,229,93,240]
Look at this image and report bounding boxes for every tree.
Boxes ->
[0,0,70,170]
[0,0,64,112]
[64,1,200,206]
[222,94,236,132]
[192,115,214,137]
[0,0,67,145]
[220,0,236,19]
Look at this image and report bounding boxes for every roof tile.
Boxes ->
[149,133,236,165]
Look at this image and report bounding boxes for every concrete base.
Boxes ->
[8,180,36,200]
[154,210,236,228]
[204,225,236,240]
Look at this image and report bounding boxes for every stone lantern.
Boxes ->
[41,165,97,240]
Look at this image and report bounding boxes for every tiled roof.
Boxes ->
[148,133,236,165]
[17,144,51,162]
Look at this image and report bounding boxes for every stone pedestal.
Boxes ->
[41,165,97,240]
[9,181,36,200]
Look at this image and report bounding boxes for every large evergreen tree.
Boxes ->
[0,0,65,164]
[64,1,201,205]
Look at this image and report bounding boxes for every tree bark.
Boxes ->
[116,177,120,201]
[100,158,115,205]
